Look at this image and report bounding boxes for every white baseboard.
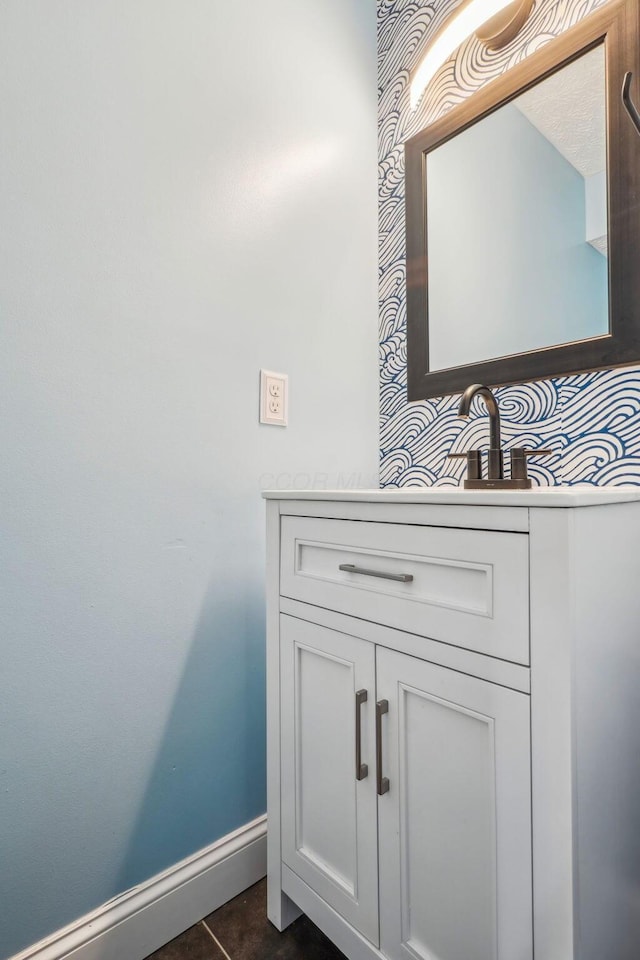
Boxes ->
[10,815,267,960]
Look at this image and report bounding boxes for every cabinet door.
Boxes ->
[280,615,379,944]
[377,647,532,960]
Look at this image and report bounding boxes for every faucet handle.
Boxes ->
[510,447,556,482]
[448,449,482,481]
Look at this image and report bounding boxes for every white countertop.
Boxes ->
[262,486,640,507]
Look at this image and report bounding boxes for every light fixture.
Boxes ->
[410,0,534,110]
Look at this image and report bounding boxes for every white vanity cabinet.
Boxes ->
[376,646,532,960]
[279,616,379,945]
[265,489,640,960]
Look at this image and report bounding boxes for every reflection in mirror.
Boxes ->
[426,45,608,373]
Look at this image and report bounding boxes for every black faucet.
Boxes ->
[450,383,555,489]
[457,383,503,480]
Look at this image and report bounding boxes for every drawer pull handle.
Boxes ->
[339,563,414,584]
[355,689,368,781]
[376,699,390,796]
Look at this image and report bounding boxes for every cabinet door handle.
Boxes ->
[355,689,368,781]
[376,699,390,795]
[339,563,414,583]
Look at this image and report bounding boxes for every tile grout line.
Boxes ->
[201,919,233,960]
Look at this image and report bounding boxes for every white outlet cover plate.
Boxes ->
[260,370,288,426]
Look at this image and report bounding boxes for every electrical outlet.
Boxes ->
[260,370,288,426]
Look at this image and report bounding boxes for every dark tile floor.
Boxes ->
[144,878,347,960]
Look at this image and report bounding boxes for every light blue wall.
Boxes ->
[0,2,378,956]
[427,103,608,371]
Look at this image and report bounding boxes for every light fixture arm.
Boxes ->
[410,0,534,111]
[622,72,640,138]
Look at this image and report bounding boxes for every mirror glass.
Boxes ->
[425,45,608,373]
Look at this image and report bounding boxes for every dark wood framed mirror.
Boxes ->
[405,0,640,401]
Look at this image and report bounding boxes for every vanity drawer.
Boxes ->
[280,516,529,664]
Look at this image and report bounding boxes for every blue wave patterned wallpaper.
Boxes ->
[378,0,640,487]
